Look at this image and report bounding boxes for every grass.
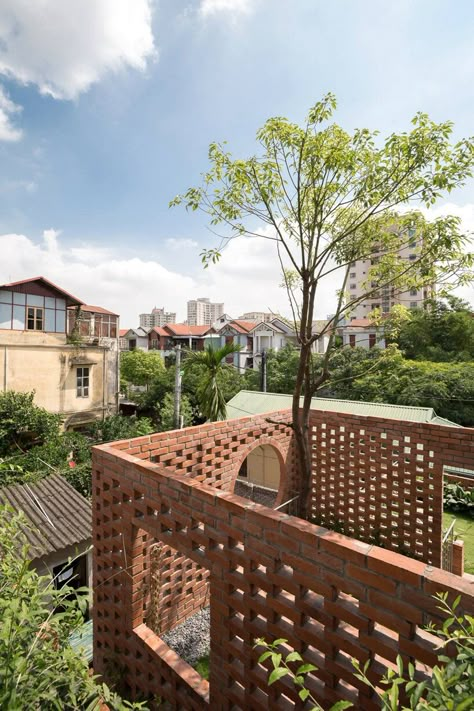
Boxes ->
[443,511,474,575]
[194,653,210,680]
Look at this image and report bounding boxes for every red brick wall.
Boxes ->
[304,411,474,568]
[92,412,474,710]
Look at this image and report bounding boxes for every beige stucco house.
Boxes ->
[0,276,119,429]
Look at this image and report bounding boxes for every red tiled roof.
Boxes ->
[119,329,129,337]
[0,276,82,306]
[164,324,213,337]
[148,326,168,337]
[345,318,374,328]
[79,304,119,316]
[227,320,255,334]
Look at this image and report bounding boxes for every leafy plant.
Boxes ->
[444,483,474,516]
[257,593,474,710]
[0,391,61,458]
[0,505,146,710]
[183,343,242,421]
[172,94,474,518]
[255,637,351,710]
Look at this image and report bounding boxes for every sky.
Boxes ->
[0,0,473,326]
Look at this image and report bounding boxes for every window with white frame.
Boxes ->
[76,367,89,397]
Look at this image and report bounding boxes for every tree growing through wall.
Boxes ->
[172,94,474,517]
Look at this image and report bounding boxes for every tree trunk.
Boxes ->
[292,341,313,520]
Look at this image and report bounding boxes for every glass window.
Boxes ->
[350,284,356,290]
[26,294,44,307]
[409,254,417,261]
[410,302,418,309]
[13,292,26,305]
[0,290,12,304]
[45,309,55,331]
[350,272,356,278]
[45,297,56,308]
[56,298,66,309]
[410,289,417,296]
[55,310,66,332]
[0,303,11,328]
[76,367,90,397]
[27,306,43,330]
[12,305,25,329]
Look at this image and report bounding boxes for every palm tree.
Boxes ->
[184,342,242,422]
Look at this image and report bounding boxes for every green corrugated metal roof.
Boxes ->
[69,619,93,664]
[225,391,461,427]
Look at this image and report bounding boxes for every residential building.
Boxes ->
[216,317,299,374]
[348,227,433,319]
[139,306,176,329]
[217,319,256,372]
[0,474,92,592]
[0,277,119,429]
[340,317,385,349]
[163,323,218,350]
[148,326,174,353]
[122,327,150,351]
[238,311,279,323]
[187,297,224,326]
[250,317,298,366]
[212,312,234,330]
[119,328,129,350]
[311,319,331,354]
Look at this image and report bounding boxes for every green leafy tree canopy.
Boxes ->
[172,93,474,516]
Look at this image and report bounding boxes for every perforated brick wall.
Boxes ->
[93,410,474,710]
[302,410,474,567]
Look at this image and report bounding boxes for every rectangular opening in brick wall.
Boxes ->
[146,541,210,636]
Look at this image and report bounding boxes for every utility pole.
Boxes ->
[260,349,267,392]
[173,344,182,429]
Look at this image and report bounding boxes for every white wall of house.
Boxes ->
[341,327,385,349]
[251,323,296,358]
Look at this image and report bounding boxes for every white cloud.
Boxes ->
[0,231,196,328]
[199,0,254,17]
[0,86,22,141]
[201,233,341,320]
[0,1,156,101]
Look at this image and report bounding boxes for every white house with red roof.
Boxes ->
[341,318,386,349]
[0,276,119,428]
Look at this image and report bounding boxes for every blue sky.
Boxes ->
[0,0,473,325]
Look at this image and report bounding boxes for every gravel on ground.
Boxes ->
[161,606,210,667]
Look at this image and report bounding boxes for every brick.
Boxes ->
[93,409,474,709]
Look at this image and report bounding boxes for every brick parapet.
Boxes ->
[92,410,474,709]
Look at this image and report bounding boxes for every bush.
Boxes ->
[444,483,474,517]
[0,505,145,710]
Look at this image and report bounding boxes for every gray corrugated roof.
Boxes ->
[225,390,461,427]
[0,475,92,559]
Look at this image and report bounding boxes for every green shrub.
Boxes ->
[444,483,474,517]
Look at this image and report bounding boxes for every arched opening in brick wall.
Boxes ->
[234,442,286,507]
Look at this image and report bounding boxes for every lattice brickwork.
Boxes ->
[93,410,474,710]
[307,411,474,567]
